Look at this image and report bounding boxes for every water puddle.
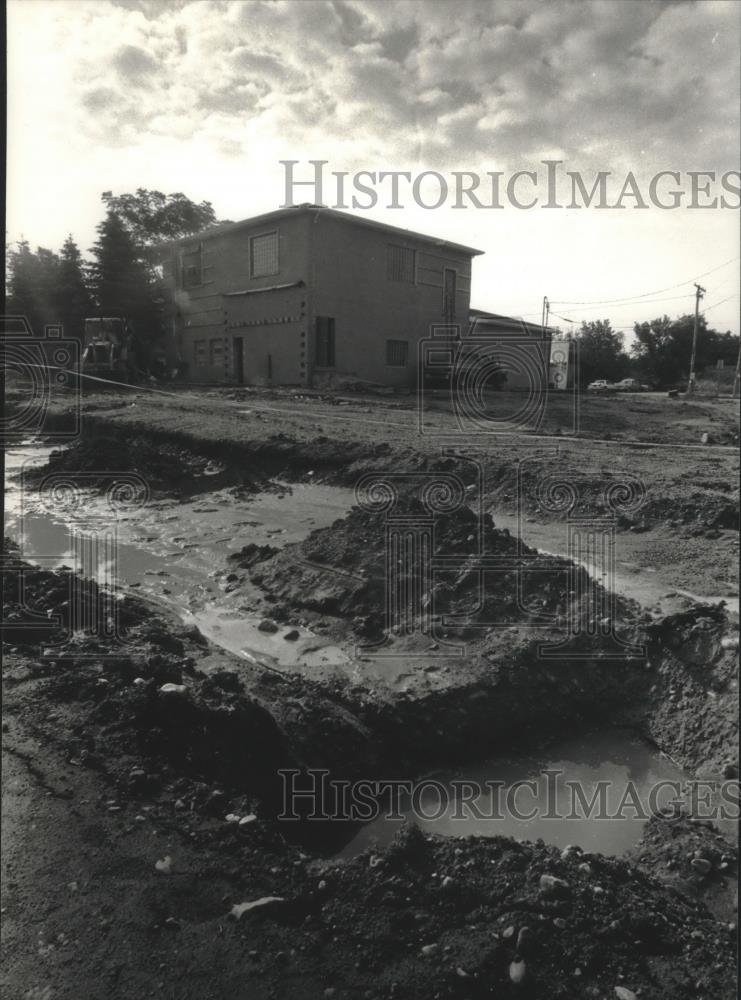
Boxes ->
[494,512,739,616]
[338,728,733,859]
[4,446,355,671]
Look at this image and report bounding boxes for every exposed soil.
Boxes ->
[3,386,739,999]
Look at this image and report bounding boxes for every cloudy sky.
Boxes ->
[7,0,741,335]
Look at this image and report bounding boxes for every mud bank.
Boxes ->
[3,557,738,999]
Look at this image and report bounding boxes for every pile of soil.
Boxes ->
[232,498,631,641]
[22,436,276,499]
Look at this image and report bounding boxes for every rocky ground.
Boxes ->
[2,386,739,998]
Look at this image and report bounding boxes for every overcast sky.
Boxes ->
[7,0,741,336]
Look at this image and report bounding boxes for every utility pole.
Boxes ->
[687,283,705,392]
[732,337,741,399]
[541,296,550,330]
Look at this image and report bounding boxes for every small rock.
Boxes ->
[553,918,567,930]
[159,683,187,697]
[420,943,438,957]
[133,677,147,686]
[502,925,516,940]
[230,896,285,920]
[239,814,257,826]
[509,959,528,985]
[258,619,279,634]
[155,856,173,875]
[614,988,638,1000]
[283,629,300,641]
[225,813,241,823]
[691,857,711,875]
[539,874,570,897]
[441,875,454,889]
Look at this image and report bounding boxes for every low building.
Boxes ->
[467,309,564,391]
[160,204,482,388]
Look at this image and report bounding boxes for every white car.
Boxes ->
[587,380,611,391]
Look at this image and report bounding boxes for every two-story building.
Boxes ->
[160,204,482,388]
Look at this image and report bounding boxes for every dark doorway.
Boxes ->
[233,337,244,385]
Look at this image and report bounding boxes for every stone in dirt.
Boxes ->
[539,874,570,897]
[230,897,286,920]
[509,959,528,984]
[258,619,279,634]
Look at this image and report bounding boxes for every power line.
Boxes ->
[550,255,739,306]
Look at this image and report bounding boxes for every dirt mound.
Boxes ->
[233,498,615,640]
[21,435,274,498]
[627,812,738,923]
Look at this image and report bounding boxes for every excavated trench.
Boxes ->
[5,434,739,859]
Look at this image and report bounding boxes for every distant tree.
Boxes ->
[631,314,739,386]
[575,319,630,386]
[88,211,160,369]
[100,189,218,250]
[55,236,92,339]
[6,240,61,334]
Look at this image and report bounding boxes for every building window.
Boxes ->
[315,317,335,368]
[209,338,224,366]
[250,231,279,277]
[443,267,457,319]
[182,243,203,288]
[387,244,415,283]
[386,339,409,367]
[193,339,207,367]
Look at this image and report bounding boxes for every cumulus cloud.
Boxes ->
[26,0,731,179]
[6,0,740,336]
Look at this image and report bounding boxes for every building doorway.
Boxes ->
[233,337,244,385]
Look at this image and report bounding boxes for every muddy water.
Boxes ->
[4,446,356,672]
[494,511,740,616]
[338,728,723,859]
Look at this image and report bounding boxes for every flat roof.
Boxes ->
[161,204,483,257]
[469,308,557,337]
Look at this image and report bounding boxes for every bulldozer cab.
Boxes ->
[82,316,133,380]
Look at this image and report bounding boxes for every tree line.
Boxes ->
[5,189,219,373]
[572,316,739,388]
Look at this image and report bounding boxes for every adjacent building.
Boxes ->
[161,204,482,388]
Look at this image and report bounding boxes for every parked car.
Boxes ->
[587,380,611,391]
[614,378,645,392]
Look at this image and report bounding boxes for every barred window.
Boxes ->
[386,339,409,367]
[387,244,415,283]
[250,231,279,277]
[386,243,415,285]
[209,338,224,366]
[315,317,335,368]
[182,243,203,288]
[193,340,207,367]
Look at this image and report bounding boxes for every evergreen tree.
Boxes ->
[6,240,61,334]
[88,211,160,370]
[56,235,92,339]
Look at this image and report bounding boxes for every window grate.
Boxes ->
[386,339,409,367]
[194,339,207,367]
[387,245,415,283]
[251,231,279,277]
